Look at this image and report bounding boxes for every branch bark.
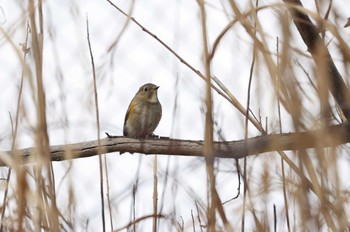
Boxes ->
[284,0,350,120]
[2,123,350,167]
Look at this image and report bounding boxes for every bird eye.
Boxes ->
[144,87,148,92]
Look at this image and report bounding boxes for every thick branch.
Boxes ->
[284,0,350,119]
[1,124,350,167]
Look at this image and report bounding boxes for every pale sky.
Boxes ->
[0,0,350,231]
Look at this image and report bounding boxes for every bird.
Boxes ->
[123,83,162,138]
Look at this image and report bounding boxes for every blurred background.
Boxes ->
[0,0,350,231]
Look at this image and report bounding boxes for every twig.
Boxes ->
[158,156,170,226]
[113,214,166,232]
[198,1,216,231]
[86,14,106,232]
[222,159,241,205]
[152,155,158,232]
[132,156,143,231]
[273,204,277,232]
[195,201,204,232]
[107,0,135,53]
[105,0,263,132]
[29,0,60,229]
[191,209,196,232]
[104,157,114,231]
[0,21,31,231]
[276,36,291,232]
[242,0,259,229]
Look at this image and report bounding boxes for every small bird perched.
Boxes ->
[123,83,162,138]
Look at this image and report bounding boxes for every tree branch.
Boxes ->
[284,0,350,120]
[2,123,350,167]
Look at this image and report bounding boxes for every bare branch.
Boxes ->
[1,123,349,167]
[284,0,350,120]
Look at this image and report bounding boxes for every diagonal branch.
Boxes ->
[284,0,350,120]
[1,123,350,168]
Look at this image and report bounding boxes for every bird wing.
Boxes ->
[124,97,139,126]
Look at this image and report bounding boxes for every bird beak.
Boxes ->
[155,86,160,90]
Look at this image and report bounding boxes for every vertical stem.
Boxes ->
[276,36,291,232]
[0,22,31,232]
[86,15,106,232]
[153,155,158,232]
[29,0,59,230]
[242,0,258,229]
[273,204,277,232]
[198,1,215,231]
[104,159,114,231]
